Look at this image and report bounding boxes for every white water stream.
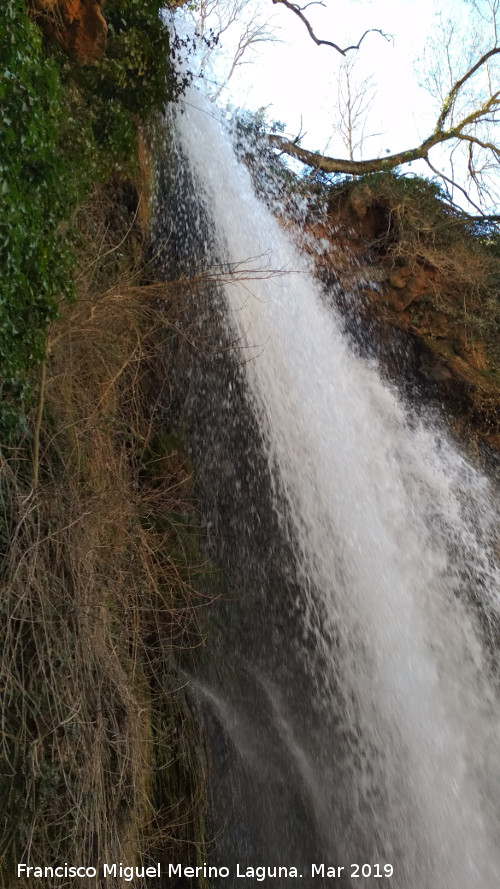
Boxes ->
[173,88,500,888]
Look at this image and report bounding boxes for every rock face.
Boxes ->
[29,0,107,66]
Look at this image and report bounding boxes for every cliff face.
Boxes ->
[304,183,500,457]
[29,0,107,65]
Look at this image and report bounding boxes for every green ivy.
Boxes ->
[72,0,182,133]
[0,1,75,424]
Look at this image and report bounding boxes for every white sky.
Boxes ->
[199,1,455,145]
[176,0,498,210]
[221,0,440,151]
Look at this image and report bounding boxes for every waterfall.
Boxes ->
[156,87,500,889]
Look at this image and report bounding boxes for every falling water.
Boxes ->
[157,87,500,888]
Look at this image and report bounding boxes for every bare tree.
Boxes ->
[416,0,500,210]
[335,54,377,161]
[212,9,280,100]
[269,46,500,215]
[261,0,500,214]
[188,0,279,97]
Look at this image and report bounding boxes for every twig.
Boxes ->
[32,358,46,490]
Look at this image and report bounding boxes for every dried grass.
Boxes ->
[0,182,210,887]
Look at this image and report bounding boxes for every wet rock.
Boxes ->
[418,351,453,383]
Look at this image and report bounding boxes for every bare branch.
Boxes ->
[425,156,485,214]
[213,13,280,99]
[268,130,449,175]
[271,0,390,55]
[435,46,500,130]
[455,129,500,158]
[190,0,280,97]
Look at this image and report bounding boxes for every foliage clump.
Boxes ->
[0,3,75,433]
[230,106,312,222]
[84,0,183,114]
[0,0,182,436]
[70,0,188,164]
[328,171,487,243]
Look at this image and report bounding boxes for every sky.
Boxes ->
[173,0,498,211]
[214,0,440,151]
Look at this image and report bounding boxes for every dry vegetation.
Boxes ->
[326,176,500,353]
[0,155,211,887]
[294,173,500,451]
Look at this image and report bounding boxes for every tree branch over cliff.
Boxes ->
[271,0,390,55]
[268,44,500,210]
[269,130,453,176]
